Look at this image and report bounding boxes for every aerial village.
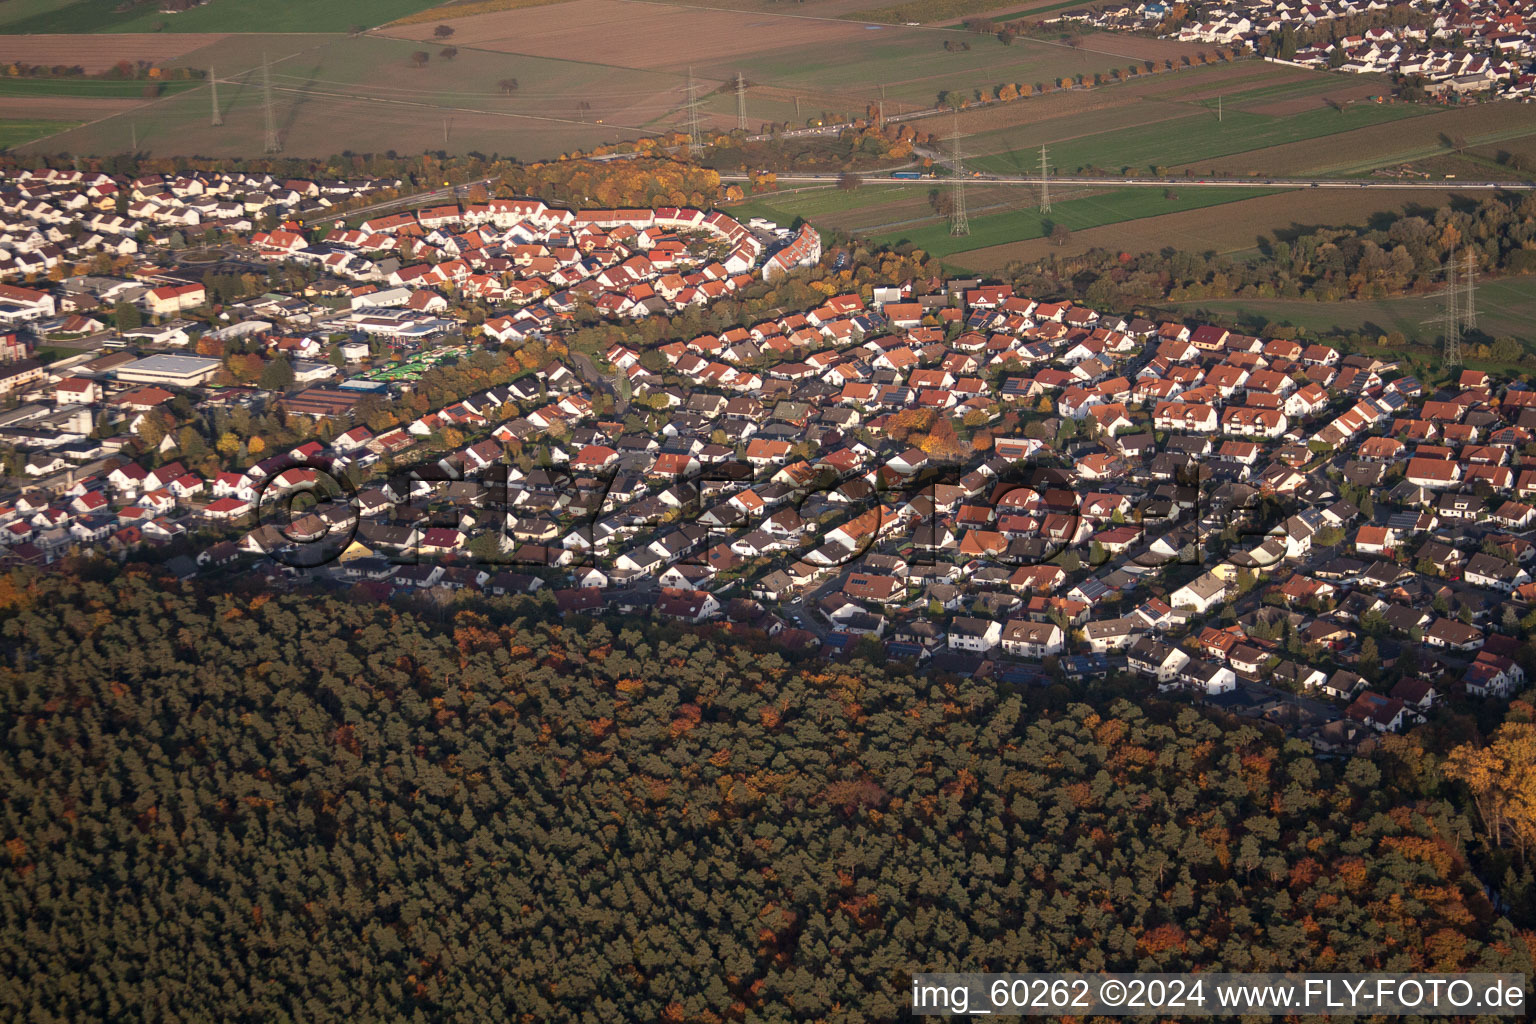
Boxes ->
[1065,0,1536,98]
[0,164,1530,754]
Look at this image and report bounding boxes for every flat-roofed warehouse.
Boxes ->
[114,354,223,387]
[281,388,364,419]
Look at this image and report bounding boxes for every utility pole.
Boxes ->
[443,117,450,145]
[878,83,886,127]
[794,94,801,119]
[130,122,137,151]
[209,64,222,127]
[686,66,703,152]
[735,72,747,131]
[1463,248,1478,330]
[261,54,281,154]
[1039,144,1051,214]
[949,113,969,237]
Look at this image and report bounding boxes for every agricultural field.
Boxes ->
[868,186,1275,259]
[728,183,936,229]
[0,33,222,73]
[849,0,1078,24]
[1,2,1221,161]
[0,0,441,34]
[0,78,202,99]
[1178,101,1536,177]
[382,3,1209,119]
[970,78,1425,176]
[14,32,684,160]
[951,186,1463,271]
[718,63,1496,272]
[1161,276,1536,353]
[0,118,80,147]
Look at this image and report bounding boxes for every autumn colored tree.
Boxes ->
[1443,714,1536,861]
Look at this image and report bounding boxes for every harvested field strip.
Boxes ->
[869,186,1276,258]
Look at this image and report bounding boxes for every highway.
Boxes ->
[718,171,1536,191]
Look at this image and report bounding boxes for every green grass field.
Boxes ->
[0,0,443,33]
[971,97,1429,175]
[0,119,82,148]
[0,78,201,98]
[871,185,1276,258]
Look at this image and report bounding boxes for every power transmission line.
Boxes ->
[949,113,969,237]
[735,72,747,131]
[209,64,222,127]
[261,54,281,154]
[1039,144,1051,214]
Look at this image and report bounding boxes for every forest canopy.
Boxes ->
[0,573,1531,1023]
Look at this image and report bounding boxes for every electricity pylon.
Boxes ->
[686,67,703,151]
[261,55,281,154]
[1463,249,1478,331]
[735,72,747,131]
[1039,144,1051,213]
[209,65,222,127]
[1422,257,1462,367]
[949,113,969,237]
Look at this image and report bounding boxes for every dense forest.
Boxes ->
[1,572,1531,1022]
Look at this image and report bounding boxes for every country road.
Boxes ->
[718,172,1536,191]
